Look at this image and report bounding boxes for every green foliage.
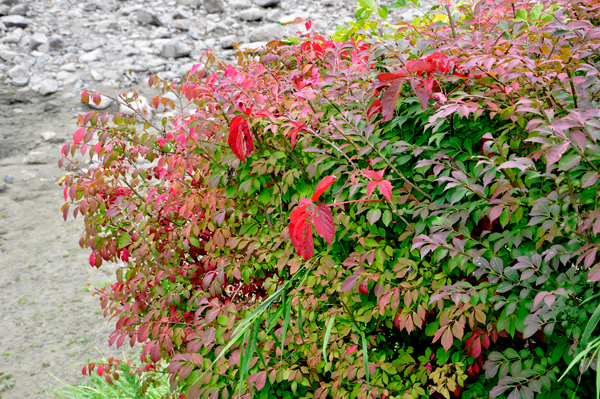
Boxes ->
[59,0,600,399]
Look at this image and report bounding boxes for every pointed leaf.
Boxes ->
[378,180,393,202]
[342,274,360,292]
[228,115,254,162]
[381,78,405,121]
[312,204,335,246]
[546,141,570,167]
[312,175,337,202]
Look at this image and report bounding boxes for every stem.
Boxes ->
[328,199,385,207]
[445,3,457,40]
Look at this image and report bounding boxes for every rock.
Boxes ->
[266,9,282,22]
[219,35,237,49]
[3,174,14,184]
[240,41,268,50]
[0,0,19,5]
[81,39,105,51]
[29,33,47,50]
[0,21,5,30]
[176,0,202,6]
[87,94,112,110]
[256,0,280,7]
[90,69,103,81]
[78,48,103,63]
[204,0,224,13]
[171,19,192,30]
[172,8,191,19]
[160,39,191,58]
[11,76,28,86]
[0,15,29,28]
[23,152,49,165]
[39,79,59,95]
[0,49,17,60]
[48,36,65,51]
[322,0,334,5]
[59,62,76,72]
[83,3,98,12]
[40,131,57,141]
[239,7,263,21]
[248,23,283,42]
[150,26,172,38]
[0,5,9,16]
[119,93,152,118]
[8,4,27,15]
[230,0,251,9]
[7,64,29,86]
[137,10,163,26]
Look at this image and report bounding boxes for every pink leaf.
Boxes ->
[347,345,358,354]
[441,328,453,351]
[312,203,335,246]
[312,175,337,202]
[588,264,600,282]
[254,371,267,391]
[341,274,360,292]
[546,141,570,167]
[73,128,85,144]
[366,180,379,198]
[582,171,599,188]
[381,78,405,121]
[378,180,393,202]
[488,205,504,223]
[289,205,314,260]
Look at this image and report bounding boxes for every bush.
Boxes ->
[59,1,600,398]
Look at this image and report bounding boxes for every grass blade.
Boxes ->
[323,316,336,370]
[559,337,600,381]
[350,321,370,387]
[280,295,293,355]
[583,302,600,347]
[238,327,252,396]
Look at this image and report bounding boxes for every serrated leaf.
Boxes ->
[312,203,335,245]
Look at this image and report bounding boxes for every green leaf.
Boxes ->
[367,209,382,225]
[582,302,600,347]
[323,317,336,370]
[382,210,392,226]
[358,0,377,11]
[350,321,370,387]
[378,5,388,19]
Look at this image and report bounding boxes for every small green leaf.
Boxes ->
[323,317,336,370]
[382,210,392,226]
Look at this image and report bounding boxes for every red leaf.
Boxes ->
[362,169,382,181]
[312,175,337,202]
[92,92,102,106]
[73,127,85,144]
[347,345,358,354]
[546,141,570,167]
[149,343,161,363]
[468,335,482,358]
[378,180,393,202]
[305,20,312,31]
[255,371,267,391]
[341,274,360,292]
[407,60,437,76]
[312,203,335,246]
[377,71,406,83]
[441,328,453,351]
[81,90,89,103]
[381,78,405,121]
[97,364,104,377]
[138,325,150,343]
[228,115,254,162]
[366,180,379,198]
[289,216,314,260]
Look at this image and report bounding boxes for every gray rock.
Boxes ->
[256,0,280,7]
[0,15,29,28]
[160,39,192,58]
[48,36,65,51]
[29,33,47,50]
[40,131,57,141]
[81,38,104,51]
[0,5,8,16]
[172,8,190,19]
[204,0,224,13]
[90,69,103,81]
[150,26,171,38]
[219,35,237,49]
[0,49,17,60]
[11,76,28,86]
[230,0,251,9]
[322,0,335,5]
[39,79,59,95]
[266,9,282,22]
[248,23,283,42]
[137,9,163,26]
[78,48,103,62]
[171,19,192,30]
[8,4,27,15]
[3,174,15,184]
[0,0,19,6]
[176,0,202,6]
[59,62,76,72]
[239,7,263,21]
[7,64,28,81]
[83,3,98,12]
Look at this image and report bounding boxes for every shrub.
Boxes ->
[59,1,600,398]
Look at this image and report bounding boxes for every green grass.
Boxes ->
[46,364,169,399]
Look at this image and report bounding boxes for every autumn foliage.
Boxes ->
[59,1,600,399]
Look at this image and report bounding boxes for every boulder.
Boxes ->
[0,15,29,28]
[29,33,48,50]
[48,36,65,50]
[204,0,224,13]
[229,0,251,9]
[119,93,152,118]
[8,4,27,15]
[239,7,263,21]
[87,94,112,110]
[39,79,59,95]
[78,48,103,62]
[219,35,237,49]
[248,23,283,42]
[137,9,163,26]
[7,64,29,86]
[160,39,192,58]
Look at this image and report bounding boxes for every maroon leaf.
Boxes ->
[228,115,254,162]
[149,343,161,363]
[545,141,570,167]
[312,203,335,246]
[289,205,314,260]
[312,175,337,202]
[381,78,406,121]
[341,274,360,292]
[378,180,393,202]
[410,76,431,111]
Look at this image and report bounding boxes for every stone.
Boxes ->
[11,76,28,86]
[59,62,76,72]
[230,0,251,9]
[87,94,112,110]
[172,8,190,19]
[248,23,283,42]
[0,49,17,60]
[119,93,152,118]
[40,131,57,141]
[0,21,5,30]
[0,5,9,16]
[29,33,47,50]
[322,0,335,5]
[83,3,98,12]
[81,39,105,51]
[7,64,28,83]
[0,0,19,6]
[239,7,263,21]
[219,35,237,49]
[90,69,103,81]
[78,48,103,63]
[256,0,280,7]
[39,79,59,95]
[160,39,191,58]
[0,15,29,28]
[8,4,27,15]
[23,152,48,165]
[266,9,282,22]
[176,0,202,6]
[171,19,192,30]
[3,174,14,184]
[150,26,172,38]
[137,10,163,26]
[204,0,224,13]
[48,36,65,51]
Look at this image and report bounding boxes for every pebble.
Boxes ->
[79,48,103,63]
[248,23,283,42]
[7,64,29,86]
[229,0,251,9]
[204,0,224,13]
[39,79,59,95]
[137,9,164,26]
[0,15,28,28]
[29,32,47,50]
[219,35,237,49]
[40,131,57,141]
[4,175,15,184]
[239,7,263,21]
[160,39,192,58]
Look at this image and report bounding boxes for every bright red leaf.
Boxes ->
[312,175,337,202]
[228,115,254,162]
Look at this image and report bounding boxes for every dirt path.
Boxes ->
[0,88,138,399]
